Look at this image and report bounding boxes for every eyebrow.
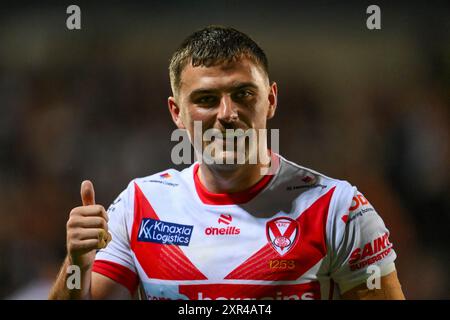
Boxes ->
[189,82,259,99]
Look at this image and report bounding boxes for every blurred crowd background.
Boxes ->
[0,1,448,299]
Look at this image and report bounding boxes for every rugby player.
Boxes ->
[49,26,405,300]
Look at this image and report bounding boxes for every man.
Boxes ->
[49,26,404,300]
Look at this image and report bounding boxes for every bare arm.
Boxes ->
[49,256,90,299]
[49,256,131,300]
[91,272,131,299]
[341,270,405,300]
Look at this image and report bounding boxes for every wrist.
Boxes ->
[67,253,94,272]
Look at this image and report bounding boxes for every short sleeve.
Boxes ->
[92,183,139,294]
[330,188,397,294]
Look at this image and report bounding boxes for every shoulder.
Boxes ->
[106,165,196,223]
[277,155,357,234]
[277,154,356,204]
[118,165,195,203]
[134,167,187,187]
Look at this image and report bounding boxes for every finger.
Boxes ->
[76,229,108,249]
[97,239,107,249]
[81,180,95,206]
[70,239,102,253]
[70,216,108,230]
[96,231,112,249]
[71,205,108,221]
[97,229,108,249]
[75,228,109,241]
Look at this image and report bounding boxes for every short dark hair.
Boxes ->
[169,25,269,96]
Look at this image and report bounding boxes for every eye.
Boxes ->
[196,95,218,105]
[233,89,254,100]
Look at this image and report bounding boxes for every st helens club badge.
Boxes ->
[266,217,299,256]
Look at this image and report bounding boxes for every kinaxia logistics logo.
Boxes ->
[138,218,193,246]
[266,217,299,256]
[204,214,240,236]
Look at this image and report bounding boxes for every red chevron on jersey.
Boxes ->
[131,183,207,281]
[225,187,335,281]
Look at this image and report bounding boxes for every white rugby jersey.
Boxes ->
[93,153,397,300]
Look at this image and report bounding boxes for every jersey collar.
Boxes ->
[193,152,280,205]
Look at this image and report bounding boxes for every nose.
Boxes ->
[217,95,238,125]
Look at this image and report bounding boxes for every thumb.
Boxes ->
[80,180,95,206]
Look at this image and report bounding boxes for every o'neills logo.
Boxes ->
[205,226,240,235]
[204,214,240,236]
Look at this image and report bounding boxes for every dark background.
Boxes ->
[0,1,448,299]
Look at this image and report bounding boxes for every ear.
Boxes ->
[267,81,278,119]
[168,96,186,129]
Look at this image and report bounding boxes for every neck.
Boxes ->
[197,150,274,193]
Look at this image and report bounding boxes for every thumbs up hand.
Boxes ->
[66,180,112,268]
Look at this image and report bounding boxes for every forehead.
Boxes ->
[179,58,268,94]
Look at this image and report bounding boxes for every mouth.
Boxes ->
[221,132,245,140]
[212,128,249,140]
